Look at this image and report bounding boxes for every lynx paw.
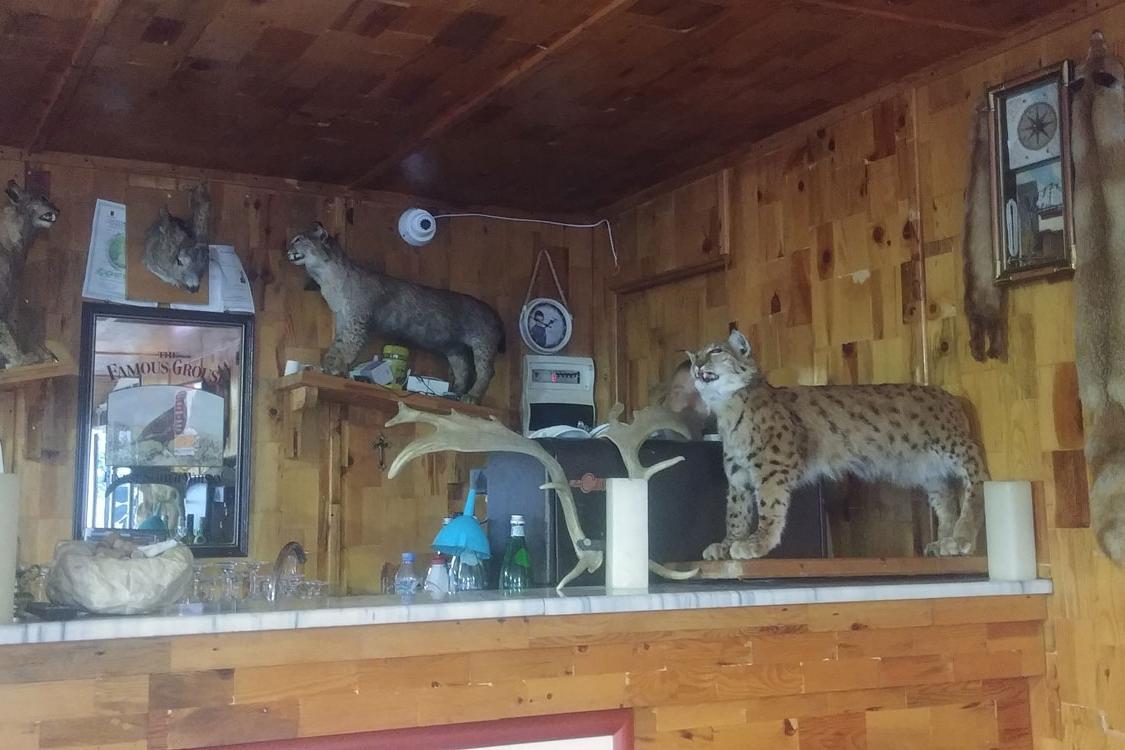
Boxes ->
[729,540,770,560]
[702,542,730,561]
[924,537,973,557]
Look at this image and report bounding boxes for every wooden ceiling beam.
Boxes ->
[26,0,124,153]
[347,0,636,191]
[792,0,1008,38]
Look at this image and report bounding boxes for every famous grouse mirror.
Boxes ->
[987,60,1076,282]
[74,303,254,556]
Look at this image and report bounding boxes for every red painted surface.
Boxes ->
[206,709,633,750]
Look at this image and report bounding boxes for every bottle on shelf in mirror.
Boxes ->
[179,513,194,544]
[500,514,532,593]
[193,517,207,545]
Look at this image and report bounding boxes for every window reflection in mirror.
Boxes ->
[76,304,253,556]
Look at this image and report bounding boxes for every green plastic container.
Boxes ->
[382,344,409,389]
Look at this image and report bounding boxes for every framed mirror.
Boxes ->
[987,60,1076,282]
[74,303,254,556]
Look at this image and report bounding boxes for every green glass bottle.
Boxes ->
[499,514,532,593]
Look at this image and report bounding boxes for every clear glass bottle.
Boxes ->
[450,551,485,592]
[500,514,532,593]
[394,552,420,596]
[193,516,207,545]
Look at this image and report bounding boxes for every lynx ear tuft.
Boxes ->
[313,222,329,240]
[158,206,171,223]
[728,329,751,358]
[5,180,22,205]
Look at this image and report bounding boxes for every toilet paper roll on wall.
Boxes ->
[984,480,1037,581]
[605,477,649,590]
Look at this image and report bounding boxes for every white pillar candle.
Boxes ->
[605,477,649,591]
[0,473,18,623]
[984,480,1037,581]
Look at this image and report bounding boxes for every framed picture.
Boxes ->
[520,297,573,354]
[74,303,255,557]
[987,60,1075,282]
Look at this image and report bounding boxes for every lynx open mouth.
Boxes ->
[287,247,305,262]
[697,370,718,383]
[39,211,57,223]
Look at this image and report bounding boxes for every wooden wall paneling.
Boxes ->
[0,595,1047,749]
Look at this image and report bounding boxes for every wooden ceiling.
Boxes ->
[1,0,1078,211]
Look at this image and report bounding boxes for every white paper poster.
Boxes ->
[82,199,153,305]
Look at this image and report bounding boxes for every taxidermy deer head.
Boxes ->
[142,185,211,293]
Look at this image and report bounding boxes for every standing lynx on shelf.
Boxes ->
[688,331,987,560]
[287,223,505,403]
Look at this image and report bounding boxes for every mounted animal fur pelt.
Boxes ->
[142,185,210,293]
[1071,30,1125,564]
[0,180,59,368]
[963,96,1007,362]
[286,223,506,404]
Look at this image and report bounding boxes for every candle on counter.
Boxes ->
[605,477,649,590]
[0,471,18,623]
[984,480,1037,581]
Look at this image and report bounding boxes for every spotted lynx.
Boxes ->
[688,331,987,560]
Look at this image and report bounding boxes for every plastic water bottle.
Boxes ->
[500,514,532,593]
[394,552,420,596]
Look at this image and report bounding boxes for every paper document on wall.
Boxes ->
[82,200,154,306]
[170,245,255,314]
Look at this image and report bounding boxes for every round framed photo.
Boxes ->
[519,298,572,354]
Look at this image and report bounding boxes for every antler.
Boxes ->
[599,403,692,479]
[386,404,602,591]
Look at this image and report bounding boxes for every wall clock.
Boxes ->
[519,297,572,354]
[987,60,1075,283]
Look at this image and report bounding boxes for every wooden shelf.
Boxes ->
[0,343,76,390]
[665,556,988,579]
[274,369,512,423]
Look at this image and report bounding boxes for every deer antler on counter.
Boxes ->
[385,404,602,590]
[598,402,699,582]
[599,403,692,479]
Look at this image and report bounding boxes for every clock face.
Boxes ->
[1004,80,1061,168]
[519,298,572,354]
[1017,101,1058,150]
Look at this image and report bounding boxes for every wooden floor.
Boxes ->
[0,595,1046,749]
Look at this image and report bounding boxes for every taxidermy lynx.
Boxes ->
[688,331,987,560]
[143,185,210,292]
[1071,30,1125,563]
[0,180,58,367]
[287,223,505,404]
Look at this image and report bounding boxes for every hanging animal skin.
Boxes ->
[142,185,211,292]
[963,97,1007,362]
[1071,30,1125,564]
[0,180,59,367]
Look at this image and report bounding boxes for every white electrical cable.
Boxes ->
[432,212,619,268]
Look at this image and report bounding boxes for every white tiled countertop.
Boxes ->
[0,578,1052,645]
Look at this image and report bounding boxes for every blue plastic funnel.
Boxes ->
[433,473,491,559]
